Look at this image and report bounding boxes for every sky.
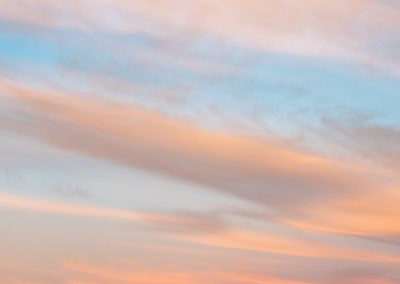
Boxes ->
[0,1,400,283]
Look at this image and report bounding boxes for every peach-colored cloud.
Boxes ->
[0,259,52,284]
[178,229,400,264]
[1,0,399,72]
[2,80,400,239]
[0,191,225,234]
[282,189,400,236]
[5,190,398,265]
[0,80,386,204]
[0,192,143,220]
[64,260,308,284]
[1,2,399,282]
[6,281,46,284]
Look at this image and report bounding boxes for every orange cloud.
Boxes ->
[64,260,308,284]
[6,191,398,265]
[0,80,386,205]
[178,229,400,264]
[283,189,400,236]
[2,80,400,238]
[0,192,144,220]
[0,191,225,235]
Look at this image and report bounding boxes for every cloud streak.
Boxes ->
[1,0,399,73]
[0,1,400,282]
[1,80,400,239]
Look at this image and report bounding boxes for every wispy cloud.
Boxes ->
[2,79,400,238]
[0,191,226,235]
[64,259,310,284]
[1,0,399,73]
[1,1,400,282]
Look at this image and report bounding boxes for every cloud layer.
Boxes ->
[0,1,399,283]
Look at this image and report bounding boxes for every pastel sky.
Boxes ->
[0,1,400,283]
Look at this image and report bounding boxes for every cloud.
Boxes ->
[178,229,400,263]
[0,0,399,73]
[0,191,226,234]
[321,117,400,170]
[0,191,149,221]
[281,189,400,236]
[327,266,400,284]
[1,80,400,238]
[0,80,381,204]
[1,1,399,282]
[63,260,309,284]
